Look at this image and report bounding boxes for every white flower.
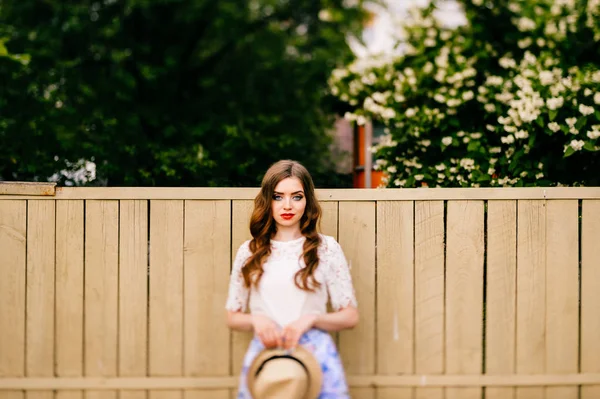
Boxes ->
[548,122,561,132]
[518,37,532,48]
[547,97,564,110]
[580,104,595,116]
[435,163,447,171]
[423,62,434,74]
[434,93,446,103]
[437,173,445,180]
[387,166,397,174]
[587,129,600,140]
[501,135,515,144]
[569,139,585,151]
[381,108,396,119]
[499,57,517,69]
[515,130,529,139]
[584,88,593,96]
[490,147,502,154]
[595,92,600,105]
[447,99,461,107]
[441,31,452,41]
[462,91,474,101]
[566,117,577,127]
[405,108,417,117]
[486,124,495,131]
[539,70,554,86]
[517,17,536,31]
[498,116,512,125]
[471,133,482,139]
[488,167,496,175]
[442,136,453,146]
[318,9,333,21]
[536,172,544,179]
[485,103,496,112]
[372,92,387,103]
[415,174,424,181]
[486,76,503,86]
[424,38,436,47]
[460,158,475,171]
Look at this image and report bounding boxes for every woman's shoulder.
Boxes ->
[317,234,342,254]
[234,239,252,260]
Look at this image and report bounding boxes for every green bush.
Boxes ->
[331,0,600,187]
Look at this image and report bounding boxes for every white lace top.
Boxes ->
[225,234,357,327]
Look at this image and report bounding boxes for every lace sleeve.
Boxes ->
[225,241,251,312]
[323,236,358,311]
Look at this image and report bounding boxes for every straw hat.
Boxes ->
[246,346,323,399]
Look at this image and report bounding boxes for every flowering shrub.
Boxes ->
[330,0,600,187]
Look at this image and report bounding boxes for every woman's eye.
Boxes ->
[293,195,304,201]
[273,195,282,200]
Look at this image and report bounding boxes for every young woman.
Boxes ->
[225,159,359,398]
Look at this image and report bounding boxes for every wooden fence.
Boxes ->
[1,184,600,399]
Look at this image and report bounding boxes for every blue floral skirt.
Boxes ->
[236,328,350,398]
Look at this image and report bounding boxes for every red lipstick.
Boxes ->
[281,213,294,220]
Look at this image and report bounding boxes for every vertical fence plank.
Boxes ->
[376,201,414,399]
[486,200,517,399]
[85,200,119,399]
[414,201,444,399]
[319,201,338,239]
[516,200,546,399]
[119,200,148,399]
[56,201,84,399]
[445,200,484,399]
[581,200,600,399]
[339,201,376,399]
[545,200,578,399]
[184,200,230,399]
[149,200,184,399]
[319,201,340,346]
[26,201,55,399]
[230,199,254,399]
[0,201,26,399]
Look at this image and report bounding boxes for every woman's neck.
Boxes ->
[272,226,303,242]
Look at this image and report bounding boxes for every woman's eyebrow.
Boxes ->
[273,191,305,195]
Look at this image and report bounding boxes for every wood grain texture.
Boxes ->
[486,200,517,399]
[516,200,546,399]
[376,201,414,399]
[414,201,445,399]
[445,201,484,399]
[581,200,600,398]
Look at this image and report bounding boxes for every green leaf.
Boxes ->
[477,173,491,182]
[467,140,480,152]
[535,116,544,128]
[564,146,576,157]
[575,117,587,131]
[583,142,599,151]
[549,109,558,121]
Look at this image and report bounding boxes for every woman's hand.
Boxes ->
[251,314,282,349]
[282,314,318,350]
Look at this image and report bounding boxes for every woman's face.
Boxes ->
[271,177,306,230]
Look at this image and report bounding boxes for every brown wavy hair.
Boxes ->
[242,160,322,292]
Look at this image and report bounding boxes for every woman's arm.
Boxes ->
[227,311,283,348]
[226,310,254,332]
[312,306,359,332]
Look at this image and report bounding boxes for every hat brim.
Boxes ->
[247,346,323,399]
